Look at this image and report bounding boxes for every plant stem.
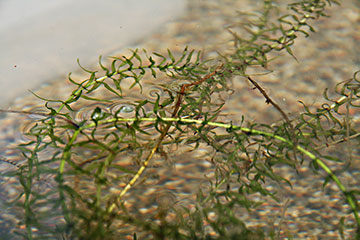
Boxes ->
[88,116,360,230]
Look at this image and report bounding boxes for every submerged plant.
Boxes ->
[0,0,359,239]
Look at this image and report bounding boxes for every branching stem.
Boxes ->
[106,65,224,214]
[92,116,359,228]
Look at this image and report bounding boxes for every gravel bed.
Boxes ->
[0,0,359,239]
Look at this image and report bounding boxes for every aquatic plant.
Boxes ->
[1,0,359,239]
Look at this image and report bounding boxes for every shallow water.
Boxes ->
[0,0,360,239]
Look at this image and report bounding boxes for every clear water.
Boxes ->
[0,0,359,238]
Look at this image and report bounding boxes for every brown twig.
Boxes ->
[247,76,298,162]
[107,64,224,213]
[0,157,23,169]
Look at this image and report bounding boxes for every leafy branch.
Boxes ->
[0,0,358,239]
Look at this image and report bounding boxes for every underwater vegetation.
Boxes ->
[0,0,359,239]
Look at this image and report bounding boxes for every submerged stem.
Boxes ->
[92,116,360,229]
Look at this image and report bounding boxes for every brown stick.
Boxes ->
[107,65,224,213]
[247,76,298,162]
